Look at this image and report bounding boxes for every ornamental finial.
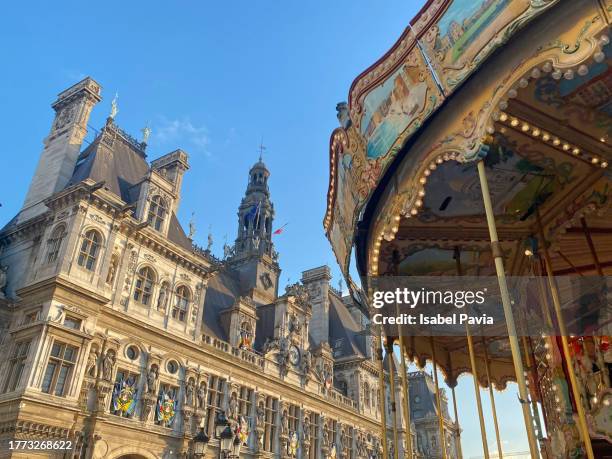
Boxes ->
[141,124,152,144]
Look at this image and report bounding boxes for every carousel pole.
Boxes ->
[395,302,414,458]
[451,385,463,459]
[522,335,545,441]
[466,327,489,459]
[580,217,604,276]
[536,211,595,459]
[374,325,389,459]
[430,336,448,459]
[386,339,400,459]
[482,337,503,458]
[476,156,539,457]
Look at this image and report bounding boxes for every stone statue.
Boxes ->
[263,337,279,354]
[223,243,234,260]
[102,350,115,381]
[0,264,8,295]
[207,231,213,251]
[256,401,265,427]
[141,125,151,144]
[110,93,119,119]
[184,379,195,407]
[280,409,289,436]
[105,257,117,285]
[300,350,312,379]
[288,313,301,336]
[196,382,207,409]
[188,212,196,239]
[336,102,352,129]
[322,428,330,448]
[86,349,99,377]
[302,415,311,441]
[146,365,159,394]
[226,391,238,421]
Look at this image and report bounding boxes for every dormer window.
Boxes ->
[147,195,168,232]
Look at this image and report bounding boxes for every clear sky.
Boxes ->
[0,1,534,456]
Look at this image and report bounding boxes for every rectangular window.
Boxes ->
[287,404,299,434]
[63,316,82,330]
[110,369,139,418]
[3,340,31,393]
[264,396,278,453]
[238,386,253,417]
[309,413,320,459]
[22,309,40,325]
[41,341,77,396]
[205,375,226,436]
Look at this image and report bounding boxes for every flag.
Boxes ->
[273,223,288,235]
[245,202,260,222]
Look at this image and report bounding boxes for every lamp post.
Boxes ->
[215,412,234,459]
[193,427,210,458]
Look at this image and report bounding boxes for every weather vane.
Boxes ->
[258,138,266,162]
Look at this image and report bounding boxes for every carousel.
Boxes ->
[325,0,612,457]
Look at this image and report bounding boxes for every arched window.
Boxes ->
[77,230,101,271]
[172,285,190,321]
[133,267,156,305]
[157,281,169,312]
[147,195,168,231]
[239,322,253,349]
[46,225,66,263]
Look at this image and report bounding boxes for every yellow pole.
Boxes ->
[430,337,448,459]
[396,303,414,458]
[477,158,539,457]
[482,338,503,458]
[374,327,389,458]
[451,385,463,459]
[466,327,489,459]
[386,339,400,459]
[537,211,595,459]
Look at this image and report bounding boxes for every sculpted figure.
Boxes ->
[197,382,207,409]
[86,349,99,377]
[184,379,195,406]
[146,365,159,394]
[280,409,289,436]
[102,350,115,381]
[256,401,265,426]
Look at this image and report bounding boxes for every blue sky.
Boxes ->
[0,1,534,456]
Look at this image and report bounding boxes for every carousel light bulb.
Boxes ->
[419,177,427,184]
[555,397,560,403]
[521,123,530,132]
[436,157,443,164]
[429,162,437,170]
[562,143,570,151]
[373,248,379,254]
[556,407,562,413]
[552,138,561,146]
[511,118,519,127]
[592,157,600,164]
[531,68,541,79]
[563,70,574,80]
[601,161,608,168]
[542,133,550,141]
[443,153,450,161]
[492,111,501,121]
[508,88,518,98]
[415,199,423,208]
[572,147,580,155]
[577,65,589,76]
[542,62,553,72]
[592,396,598,404]
[604,398,610,406]
[594,51,606,63]
[546,353,552,360]
[519,78,528,88]
[424,170,431,176]
[532,128,541,137]
[499,112,508,122]
[499,100,508,110]
[372,256,378,262]
[418,190,425,198]
[410,208,418,216]
[551,69,562,80]
[524,248,533,257]
[600,34,610,46]
[486,126,495,134]
[394,215,401,222]
[391,226,398,233]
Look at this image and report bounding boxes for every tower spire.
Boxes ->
[258,138,266,162]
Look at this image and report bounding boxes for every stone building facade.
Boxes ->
[0,78,456,459]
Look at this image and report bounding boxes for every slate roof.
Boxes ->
[329,292,366,358]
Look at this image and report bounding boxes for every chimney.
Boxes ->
[301,266,332,345]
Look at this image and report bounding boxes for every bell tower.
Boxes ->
[229,156,280,304]
[19,77,101,222]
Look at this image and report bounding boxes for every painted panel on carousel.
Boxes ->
[359,49,442,161]
[421,0,560,92]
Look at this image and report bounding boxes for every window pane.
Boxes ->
[51,343,62,357]
[54,365,70,396]
[63,346,76,362]
[41,362,57,393]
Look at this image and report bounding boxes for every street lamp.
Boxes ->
[215,412,234,458]
[193,427,209,458]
